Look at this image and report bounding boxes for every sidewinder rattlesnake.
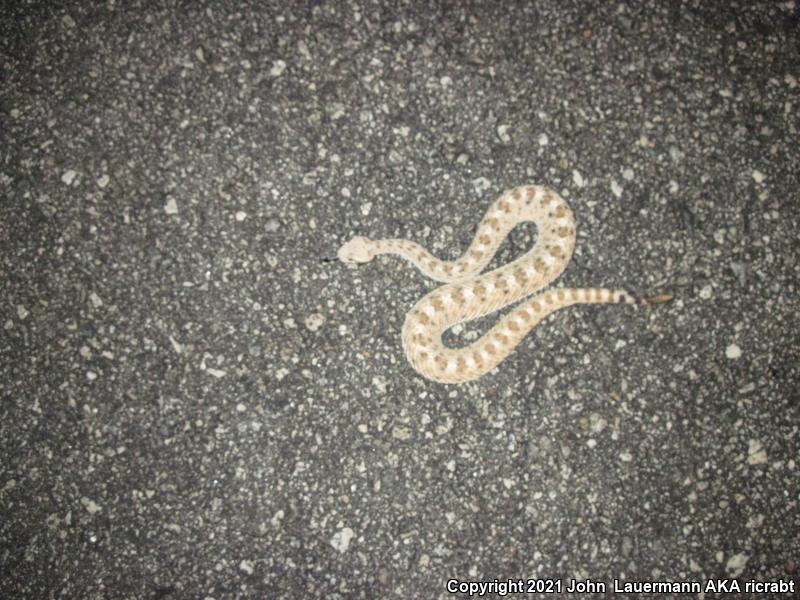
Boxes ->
[338,185,671,384]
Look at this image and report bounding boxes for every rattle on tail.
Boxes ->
[338,185,671,384]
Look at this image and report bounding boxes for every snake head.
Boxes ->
[338,236,375,264]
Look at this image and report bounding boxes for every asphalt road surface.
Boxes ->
[2,1,798,597]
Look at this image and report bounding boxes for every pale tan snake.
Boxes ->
[338,185,671,384]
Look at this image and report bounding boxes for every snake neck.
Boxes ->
[369,186,577,286]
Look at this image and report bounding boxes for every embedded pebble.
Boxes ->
[330,527,355,553]
[62,170,77,185]
[472,177,491,194]
[725,344,742,359]
[170,336,183,354]
[589,413,607,433]
[270,59,287,77]
[297,40,310,60]
[497,124,511,143]
[239,560,254,575]
[669,180,680,194]
[164,197,178,214]
[752,170,766,183]
[392,426,412,440]
[726,552,748,577]
[304,313,325,332]
[537,133,548,146]
[372,376,387,393]
[328,102,345,120]
[97,174,110,188]
[572,170,585,188]
[610,180,623,198]
[747,439,767,465]
[81,497,101,514]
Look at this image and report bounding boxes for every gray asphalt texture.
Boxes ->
[2,1,799,598]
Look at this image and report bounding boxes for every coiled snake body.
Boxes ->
[338,185,671,384]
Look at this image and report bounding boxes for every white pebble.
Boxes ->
[472,177,491,194]
[169,336,183,354]
[392,426,412,440]
[97,174,110,188]
[330,527,355,553]
[725,344,742,359]
[239,560,254,575]
[372,376,387,393]
[752,170,766,183]
[747,439,767,465]
[572,170,585,188]
[726,552,748,577]
[270,59,286,77]
[328,103,345,120]
[62,170,77,185]
[610,179,623,198]
[164,197,178,214]
[360,202,372,216]
[81,497,101,514]
[622,168,634,181]
[235,211,247,221]
[537,133,549,146]
[497,124,511,143]
[304,313,325,332]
